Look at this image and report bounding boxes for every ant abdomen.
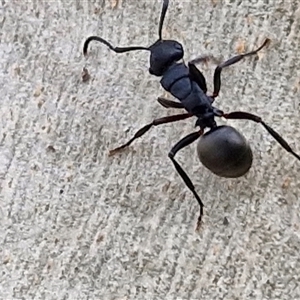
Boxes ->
[197,125,253,178]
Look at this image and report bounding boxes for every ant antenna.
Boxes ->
[83,36,149,56]
[158,0,169,40]
[83,1,169,55]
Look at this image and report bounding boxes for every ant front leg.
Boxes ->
[188,63,208,93]
[157,97,184,109]
[212,39,270,99]
[188,55,222,95]
[188,55,222,101]
[188,54,221,66]
[168,130,204,230]
[109,113,192,156]
[223,111,300,161]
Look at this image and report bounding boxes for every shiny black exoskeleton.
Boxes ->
[83,0,300,229]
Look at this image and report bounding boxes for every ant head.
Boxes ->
[197,125,253,178]
[148,0,184,76]
[148,40,184,76]
[147,1,184,76]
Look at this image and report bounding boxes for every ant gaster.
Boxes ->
[83,0,300,229]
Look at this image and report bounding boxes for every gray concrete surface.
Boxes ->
[1,0,300,299]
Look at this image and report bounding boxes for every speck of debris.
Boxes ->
[282,177,291,189]
[81,67,90,82]
[210,0,218,7]
[96,234,104,243]
[162,181,171,193]
[94,7,101,14]
[46,145,56,153]
[12,64,21,76]
[223,217,229,225]
[111,0,122,9]
[31,164,40,171]
[3,256,10,264]
[37,99,45,108]
[236,39,246,54]
[33,85,44,97]
[246,16,253,24]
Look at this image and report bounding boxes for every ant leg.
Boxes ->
[157,97,184,109]
[109,113,192,156]
[223,111,300,161]
[212,38,270,98]
[188,55,222,94]
[188,63,207,93]
[83,36,148,56]
[189,55,221,66]
[168,130,204,230]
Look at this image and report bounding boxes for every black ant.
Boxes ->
[83,0,300,229]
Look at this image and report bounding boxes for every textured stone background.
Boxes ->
[1,0,300,299]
